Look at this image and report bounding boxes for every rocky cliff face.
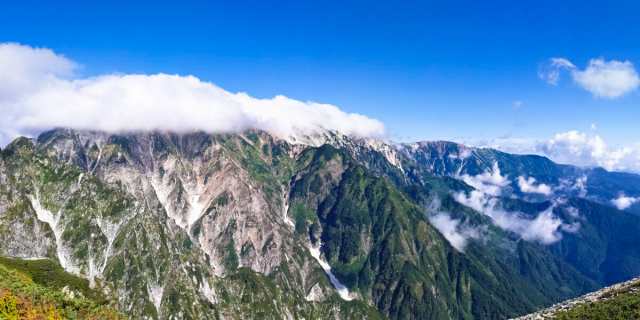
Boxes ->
[0,129,380,319]
[1,128,640,319]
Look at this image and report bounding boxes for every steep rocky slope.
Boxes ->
[0,130,380,319]
[1,128,640,319]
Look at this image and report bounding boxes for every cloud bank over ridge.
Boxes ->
[0,43,385,146]
[1,43,639,175]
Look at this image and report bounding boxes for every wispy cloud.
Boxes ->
[0,43,385,146]
[540,57,640,99]
[454,164,576,244]
[428,212,482,252]
[539,57,575,85]
[454,191,569,244]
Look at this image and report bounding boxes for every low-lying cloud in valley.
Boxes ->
[459,163,510,196]
[453,164,578,245]
[0,43,385,146]
[611,194,639,210]
[427,212,482,252]
[517,176,552,195]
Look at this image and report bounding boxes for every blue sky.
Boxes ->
[1,1,638,154]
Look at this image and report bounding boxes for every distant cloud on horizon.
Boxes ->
[0,43,385,146]
[540,57,640,99]
[468,130,640,173]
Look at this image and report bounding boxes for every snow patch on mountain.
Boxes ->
[281,189,295,228]
[199,279,218,304]
[148,283,164,317]
[95,217,124,275]
[308,241,355,301]
[364,138,405,172]
[28,195,81,275]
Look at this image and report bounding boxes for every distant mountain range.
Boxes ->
[1,128,640,319]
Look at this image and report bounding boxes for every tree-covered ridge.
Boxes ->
[289,145,599,319]
[291,146,471,319]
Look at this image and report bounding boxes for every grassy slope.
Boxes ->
[0,256,121,319]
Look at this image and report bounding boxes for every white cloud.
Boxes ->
[573,59,640,98]
[428,213,482,252]
[0,43,385,146]
[611,194,639,210]
[573,176,588,197]
[0,43,76,99]
[453,190,488,213]
[518,207,564,243]
[540,57,640,98]
[459,163,510,196]
[471,132,640,173]
[517,176,552,195]
[537,131,640,172]
[454,167,576,245]
[454,190,567,244]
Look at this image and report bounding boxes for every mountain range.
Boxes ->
[1,128,640,319]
